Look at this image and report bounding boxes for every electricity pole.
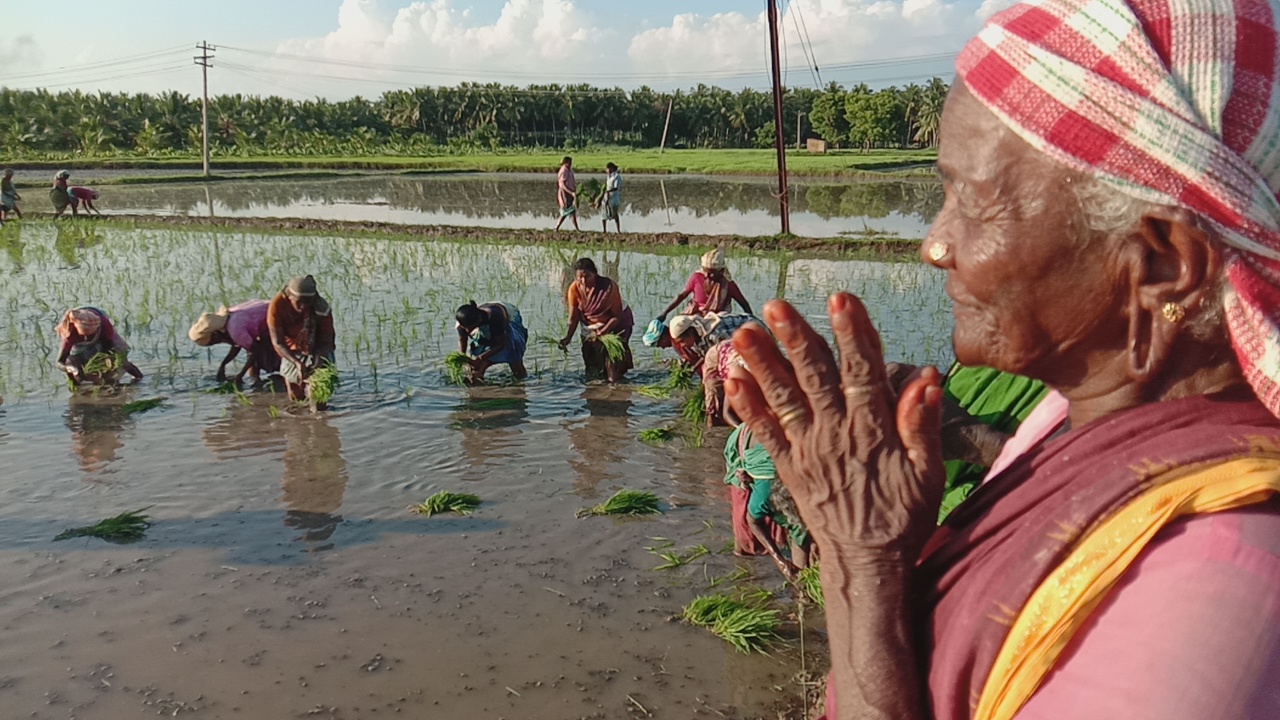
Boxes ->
[194,41,215,177]
[658,95,675,154]
[766,0,790,235]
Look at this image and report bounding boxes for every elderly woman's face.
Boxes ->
[925,82,1124,378]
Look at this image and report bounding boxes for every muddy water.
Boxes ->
[0,223,952,719]
[90,173,943,239]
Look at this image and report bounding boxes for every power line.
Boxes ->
[0,46,189,83]
[6,63,191,91]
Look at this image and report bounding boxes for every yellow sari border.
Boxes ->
[974,455,1280,720]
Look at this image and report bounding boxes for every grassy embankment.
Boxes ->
[16,216,923,261]
[7,148,938,186]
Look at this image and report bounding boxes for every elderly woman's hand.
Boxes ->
[726,294,946,563]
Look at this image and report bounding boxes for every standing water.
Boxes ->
[0,222,952,718]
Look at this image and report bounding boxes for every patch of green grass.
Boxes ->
[795,564,824,608]
[680,592,780,654]
[307,364,339,405]
[55,508,153,543]
[121,397,167,415]
[411,491,483,516]
[651,543,710,571]
[444,352,470,386]
[576,489,662,518]
[597,333,626,363]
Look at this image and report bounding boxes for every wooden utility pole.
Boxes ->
[658,95,675,154]
[194,41,215,177]
[766,1,790,235]
[797,111,804,149]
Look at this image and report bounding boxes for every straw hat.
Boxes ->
[188,309,230,346]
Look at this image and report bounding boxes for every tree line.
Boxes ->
[0,78,950,157]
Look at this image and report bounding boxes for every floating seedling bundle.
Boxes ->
[576,489,662,517]
[411,491,482,516]
[55,508,153,543]
[680,592,780,654]
[122,396,167,415]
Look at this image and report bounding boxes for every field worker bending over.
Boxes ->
[657,247,752,321]
[558,257,634,383]
[54,307,144,386]
[455,301,529,382]
[69,187,102,215]
[268,275,335,402]
[188,300,279,384]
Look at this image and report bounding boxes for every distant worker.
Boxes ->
[50,170,74,218]
[69,187,102,215]
[188,300,279,384]
[554,156,580,231]
[455,301,529,382]
[657,247,753,320]
[267,275,336,403]
[596,162,622,233]
[1,169,22,220]
[54,307,144,386]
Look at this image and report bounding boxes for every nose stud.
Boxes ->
[927,241,950,262]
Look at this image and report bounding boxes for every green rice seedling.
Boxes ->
[411,491,482,516]
[55,507,153,543]
[708,566,752,588]
[308,364,339,405]
[636,384,673,400]
[680,386,707,425]
[536,334,567,353]
[597,333,626,363]
[576,178,605,208]
[680,592,780,654]
[267,405,281,419]
[795,564,824,608]
[651,543,710,571]
[679,424,705,449]
[82,352,122,376]
[443,352,470,385]
[638,425,677,445]
[576,489,662,518]
[202,382,241,394]
[122,396,167,415]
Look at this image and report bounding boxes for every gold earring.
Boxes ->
[1161,301,1185,323]
[927,241,949,262]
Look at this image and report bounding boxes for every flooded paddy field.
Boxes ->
[90,173,942,240]
[0,222,951,719]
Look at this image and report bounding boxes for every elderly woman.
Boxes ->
[54,307,143,385]
[660,313,760,423]
[188,300,278,383]
[727,1,1280,718]
[657,247,752,321]
[268,275,335,402]
[558,257,634,383]
[455,301,528,382]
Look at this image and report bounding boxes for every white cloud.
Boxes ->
[231,0,996,98]
[0,35,43,73]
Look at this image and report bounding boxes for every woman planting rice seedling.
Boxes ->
[267,275,336,406]
[54,307,143,386]
[558,257,634,383]
[656,247,752,321]
[454,301,528,383]
[188,300,280,384]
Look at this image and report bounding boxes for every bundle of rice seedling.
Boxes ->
[443,352,470,385]
[537,335,567,353]
[81,352,121,376]
[576,489,662,518]
[55,508,152,543]
[576,177,605,208]
[122,397,167,415]
[652,543,710,570]
[680,592,780,654]
[638,426,677,445]
[795,564,824,608]
[680,385,707,425]
[597,333,626,363]
[411,491,483,516]
[308,364,339,405]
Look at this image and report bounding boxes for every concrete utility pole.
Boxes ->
[658,95,675,154]
[766,0,791,235]
[194,41,215,177]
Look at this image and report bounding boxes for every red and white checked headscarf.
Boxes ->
[958,0,1280,416]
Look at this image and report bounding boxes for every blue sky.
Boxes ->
[0,0,997,99]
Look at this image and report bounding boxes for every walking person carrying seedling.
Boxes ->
[1,169,22,220]
[50,170,74,218]
[267,275,336,407]
[553,156,580,231]
[596,162,622,233]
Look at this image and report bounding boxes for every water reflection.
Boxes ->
[450,386,531,480]
[64,395,132,477]
[281,415,348,550]
[99,174,942,238]
[564,386,634,498]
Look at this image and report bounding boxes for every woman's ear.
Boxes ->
[1122,207,1220,380]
